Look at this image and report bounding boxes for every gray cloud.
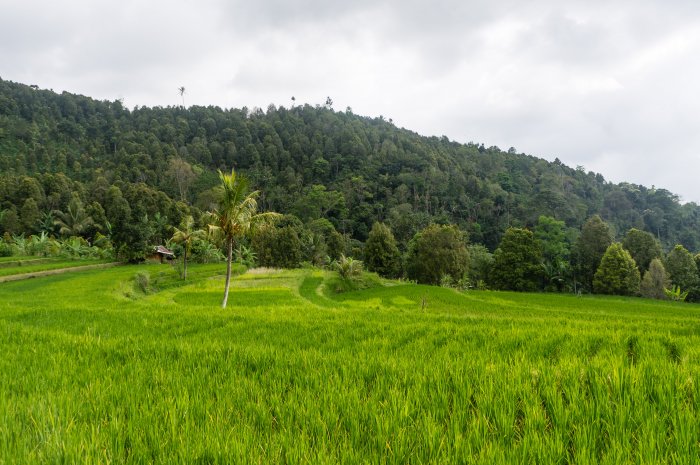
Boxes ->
[2,0,700,201]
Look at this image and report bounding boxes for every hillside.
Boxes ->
[1,78,698,251]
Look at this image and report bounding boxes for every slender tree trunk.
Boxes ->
[222,237,233,308]
[183,247,188,280]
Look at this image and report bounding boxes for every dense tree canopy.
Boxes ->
[2,79,700,299]
[572,215,612,292]
[622,228,662,273]
[405,224,469,285]
[489,228,544,292]
[593,243,640,296]
[665,245,700,301]
[364,222,401,278]
[1,79,700,254]
[640,258,670,300]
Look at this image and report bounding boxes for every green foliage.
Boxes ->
[208,169,280,307]
[0,241,11,257]
[133,271,152,294]
[534,215,570,265]
[639,258,670,300]
[191,238,224,264]
[53,194,95,237]
[622,228,662,273]
[466,244,493,288]
[572,215,612,292]
[665,245,700,302]
[364,222,401,278]
[252,225,303,269]
[405,224,469,285]
[664,285,689,302]
[593,243,641,296]
[331,254,364,280]
[170,215,206,280]
[231,244,255,267]
[490,228,544,292]
[2,79,700,263]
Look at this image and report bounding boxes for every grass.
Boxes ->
[0,258,113,277]
[0,265,699,463]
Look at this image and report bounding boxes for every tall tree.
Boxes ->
[165,157,197,202]
[171,215,206,280]
[490,228,544,292]
[178,86,186,107]
[466,244,493,288]
[20,198,41,234]
[405,224,469,285]
[364,222,401,278]
[593,243,640,296]
[53,195,95,237]
[534,215,570,291]
[665,245,699,301]
[208,169,279,308]
[640,258,670,300]
[572,215,612,292]
[622,228,662,273]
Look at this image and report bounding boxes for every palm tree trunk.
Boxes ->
[222,237,233,308]
[183,247,188,280]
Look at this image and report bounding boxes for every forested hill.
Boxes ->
[0,78,698,252]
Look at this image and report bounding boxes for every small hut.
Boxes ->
[151,245,175,264]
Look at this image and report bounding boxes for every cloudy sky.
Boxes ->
[2,0,700,202]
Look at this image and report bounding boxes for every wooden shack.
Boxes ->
[150,245,175,263]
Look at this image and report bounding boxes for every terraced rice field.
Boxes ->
[0,263,698,463]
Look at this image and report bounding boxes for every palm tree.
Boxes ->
[208,169,279,308]
[53,196,95,237]
[178,86,186,107]
[171,215,205,280]
[152,212,170,245]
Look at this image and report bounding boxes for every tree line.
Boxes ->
[360,215,700,302]
[1,78,700,300]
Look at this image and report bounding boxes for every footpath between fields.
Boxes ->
[0,262,121,283]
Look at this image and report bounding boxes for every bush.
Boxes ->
[332,254,364,279]
[0,241,12,257]
[134,271,152,294]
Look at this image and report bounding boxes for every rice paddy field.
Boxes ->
[0,261,699,464]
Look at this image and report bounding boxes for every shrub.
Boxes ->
[332,254,364,279]
[134,271,152,294]
[0,241,12,257]
[664,285,689,302]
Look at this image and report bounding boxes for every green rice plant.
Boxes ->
[0,266,699,463]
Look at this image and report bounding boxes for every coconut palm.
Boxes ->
[178,86,186,107]
[170,215,206,280]
[208,169,279,308]
[53,196,95,237]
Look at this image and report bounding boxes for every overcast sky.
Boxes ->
[2,0,699,202]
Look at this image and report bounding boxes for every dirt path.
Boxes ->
[0,262,122,283]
